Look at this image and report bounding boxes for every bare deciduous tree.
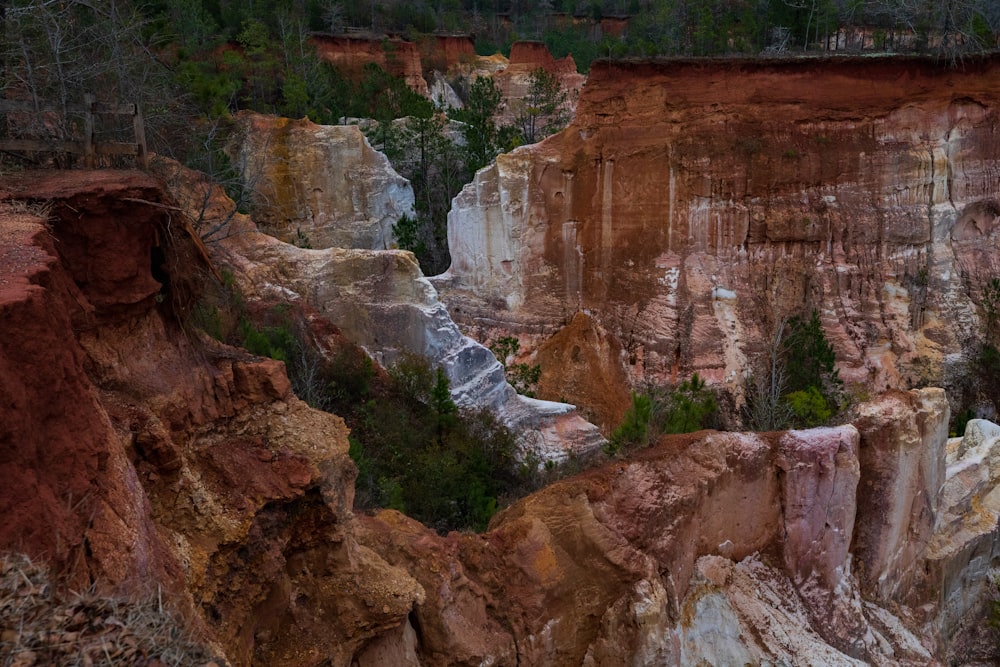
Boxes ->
[743,317,794,431]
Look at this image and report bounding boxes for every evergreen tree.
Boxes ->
[514,67,569,144]
[450,75,513,174]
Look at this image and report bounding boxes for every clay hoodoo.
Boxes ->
[311,34,429,95]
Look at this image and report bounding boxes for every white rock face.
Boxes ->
[680,557,868,667]
[209,115,605,459]
[231,113,415,251]
[429,71,463,110]
[432,147,538,317]
[217,220,604,460]
[670,556,934,667]
[852,389,949,604]
[927,418,1000,639]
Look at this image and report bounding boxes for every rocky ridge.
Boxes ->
[352,388,998,666]
[0,173,423,665]
[230,113,415,250]
[312,35,429,95]
[310,35,584,122]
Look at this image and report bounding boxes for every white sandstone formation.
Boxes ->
[927,418,1000,645]
[432,147,539,315]
[429,71,463,110]
[216,217,604,461]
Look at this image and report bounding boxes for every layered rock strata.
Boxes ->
[4,171,1000,665]
[312,35,428,95]
[0,172,423,666]
[209,211,605,461]
[434,55,1000,425]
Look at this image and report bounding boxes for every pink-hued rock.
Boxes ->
[852,389,949,605]
[778,426,874,658]
[356,420,950,665]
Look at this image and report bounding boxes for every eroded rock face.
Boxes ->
[356,410,956,666]
[231,113,415,250]
[852,389,949,605]
[5,169,999,666]
[0,177,179,592]
[416,35,477,76]
[207,211,604,461]
[0,172,423,666]
[161,143,604,460]
[435,55,1000,416]
[927,417,1000,652]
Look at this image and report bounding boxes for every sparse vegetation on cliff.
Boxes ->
[490,336,542,398]
[513,67,570,144]
[606,373,719,455]
[743,310,843,430]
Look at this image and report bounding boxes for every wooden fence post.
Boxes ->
[132,103,148,169]
[83,93,95,168]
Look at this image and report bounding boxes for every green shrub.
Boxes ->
[606,374,718,456]
[783,311,841,397]
[657,373,718,434]
[606,391,653,455]
[239,317,296,362]
[346,353,524,532]
[785,386,833,427]
[489,336,542,397]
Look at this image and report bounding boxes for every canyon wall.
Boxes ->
[354,387,998,665]
[6,54,1000,666]
[3,170,999,665]
[312,35,428,95]
[310,35,583,123]
[434,55,1000,428]
[212,216,606,461]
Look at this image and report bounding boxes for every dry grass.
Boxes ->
[0,553,223,667]
[0,200,53,220]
